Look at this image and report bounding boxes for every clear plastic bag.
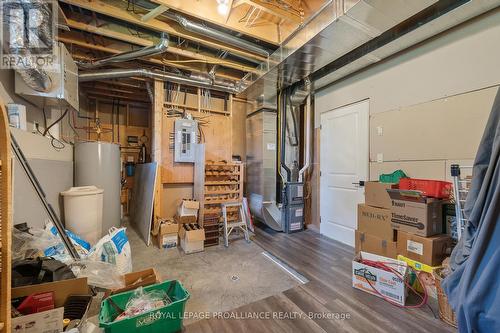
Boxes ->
[69,260,125,290]
[114,286,170,322]
[12,227,62,261]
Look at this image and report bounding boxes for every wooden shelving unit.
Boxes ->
[0,102,12,333]
[194,145,243,247]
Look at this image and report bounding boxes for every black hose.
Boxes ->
[43,108,69,136]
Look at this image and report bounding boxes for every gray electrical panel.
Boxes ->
[174,119,198,163]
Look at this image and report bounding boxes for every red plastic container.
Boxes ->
[398,178,452,199]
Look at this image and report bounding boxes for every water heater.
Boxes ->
[74,142,121,234]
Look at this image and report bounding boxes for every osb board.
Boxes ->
[161,112,232,183]
[370,86,496,162]
[161,184,194,218]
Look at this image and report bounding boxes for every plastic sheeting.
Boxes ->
[442,88,500,332]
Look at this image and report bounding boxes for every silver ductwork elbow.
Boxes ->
[78,33,169,69]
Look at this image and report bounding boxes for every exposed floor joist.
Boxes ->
[63,18,259,74]
[59,33,246,81]
[59,0,268,62]
[151,0,284,44]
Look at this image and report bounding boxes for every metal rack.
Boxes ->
[451,164,473,240]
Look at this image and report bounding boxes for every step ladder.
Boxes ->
[222,202,250,247]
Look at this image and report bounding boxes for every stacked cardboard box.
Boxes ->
[175,200,205,254]
[355,182,398,258]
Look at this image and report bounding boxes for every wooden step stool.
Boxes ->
[222,202,250,247]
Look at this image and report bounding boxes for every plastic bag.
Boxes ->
[88,227,132,275]
[114,286,169,322]
[69,260,125,290]
[12,228,60,261]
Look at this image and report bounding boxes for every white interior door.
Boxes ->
[320,100,369,246]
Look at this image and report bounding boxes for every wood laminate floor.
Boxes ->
[186,226,456,333]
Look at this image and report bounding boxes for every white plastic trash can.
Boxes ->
[61,186,104,245]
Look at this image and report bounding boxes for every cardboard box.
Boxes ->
[398,255,439,299]
[177,199,199,218]
[174,214,198,225]
[357,204,393,240]
[179,224,205,254]
[111,268,160,295]
[387,189,443,237]
[155,219,179,249]
[364,181,395,209]
[443,203,458,241]
[12,277,89,333]
[160,234,178,249]
[355,230,397,259]
[352,252,408,306]
[397,231,452,267]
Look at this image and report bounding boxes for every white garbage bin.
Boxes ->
[61,186,104,245]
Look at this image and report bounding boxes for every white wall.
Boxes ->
[316,9,500,119]
[315,8,500,181]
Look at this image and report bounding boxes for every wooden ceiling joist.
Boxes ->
[151,0,282,44]
[239,0,302,23]
[141,4,169,22]
[58,34,245,81]
[58,0,268,62]
[63,18,259,74]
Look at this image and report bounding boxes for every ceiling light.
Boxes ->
[217,0,229,15]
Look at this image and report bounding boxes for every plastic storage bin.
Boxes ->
[399,178,452,199]
[61,186,104,245]
[99,280,190,333]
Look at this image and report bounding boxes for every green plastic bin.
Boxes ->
[99,280,190,333]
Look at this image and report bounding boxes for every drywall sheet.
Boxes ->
[13,159,73,228]
[130,162,158,246]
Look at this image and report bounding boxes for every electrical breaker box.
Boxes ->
[174,119,198,163]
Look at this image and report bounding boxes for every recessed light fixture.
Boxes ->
[217,0,229,15]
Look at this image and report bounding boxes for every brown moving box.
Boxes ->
[387,189,443,237]
[357,204,394,240]
[177,199,200,218]
[156,220,178,249]
[179,225,205,254]
[397,231,452,266]
[355,230,398,259]
[364,181,395,209]
[110,268,161,295]
[174,214,198,225]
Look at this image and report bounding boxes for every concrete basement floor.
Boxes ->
[127,227,302,324]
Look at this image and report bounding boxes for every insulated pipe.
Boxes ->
[78,68,240,94]
[163,11,270,58]
[79,34,169,69]
[298,94,312,182]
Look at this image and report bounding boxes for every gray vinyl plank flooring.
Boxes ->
[185,226,456,333]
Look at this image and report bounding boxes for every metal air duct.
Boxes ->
[162,11,269,58]
[78,34,169,69]
[78,68,240,94]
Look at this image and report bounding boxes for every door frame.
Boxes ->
[319,99,370,244]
